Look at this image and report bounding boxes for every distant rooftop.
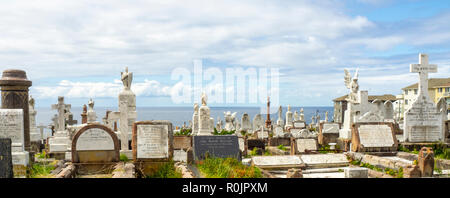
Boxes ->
[402,78,450,90]
[333,94,396,102]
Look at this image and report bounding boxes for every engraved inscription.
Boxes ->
[358,125,394,147]
[137,124,169,159]
[76,128,114,151]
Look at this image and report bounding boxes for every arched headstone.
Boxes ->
[71,124,120,163]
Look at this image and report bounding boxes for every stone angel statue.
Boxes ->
[344,68,359,103]
[121,67,133,90]
[201,92,207,106]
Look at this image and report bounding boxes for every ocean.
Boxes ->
[35,106,333,138]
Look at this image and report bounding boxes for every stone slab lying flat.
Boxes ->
[303,172,345,178]
[251,156,304,169]
[300,154,349,168]
[302,167,347,174]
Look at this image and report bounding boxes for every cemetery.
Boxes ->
[0,54,449,179]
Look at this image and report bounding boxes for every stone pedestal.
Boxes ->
[119,89,137,142]
[0,70,32,154]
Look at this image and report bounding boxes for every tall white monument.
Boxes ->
[197,93,212,135]
[404,54,445,142]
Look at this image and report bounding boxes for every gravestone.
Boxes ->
[292,121,306,129]
[240,113,252,132]
[285,105,293,129]
[351,123,397,152]
[247,139,265,151]
[0,138,13,178]
[318,122,340,145]
[132,121,173,161]
[48,96,71,157]
[193,135,240,161]
[404,54,444,142]
[224,111,237,131]
[71,124,120,164]
[86,98,97,123]
[173,136,192,150]
[296,139,318,153]
[253,114,263,132]
[198,93,212,135]
[0,109,29,177]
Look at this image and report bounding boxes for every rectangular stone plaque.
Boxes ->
[76,128,115,151]
[0,109,24,150]
[358,125,394,147]
[296,139,318,153]
[0,138,13,178]
[251,156,303,169]
[323,123,340,134]
[137,124,169,159]
[193,135,240,161]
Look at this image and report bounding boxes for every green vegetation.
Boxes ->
[349,159,403,178]
[213,128,235,135]
[277,144,287,151]
[34,151,47,159]
[120,154,129,162]
[264,150,271,156]
[29,163,55,178]
[147,161,182,178]
[196,157,262,178]
[174,128,192,136]
[434,167,443,174]
[398,143,450,160]
[318,144,340,154]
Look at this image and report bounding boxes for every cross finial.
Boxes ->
[410,53,437,99]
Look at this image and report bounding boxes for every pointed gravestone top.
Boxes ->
[410,53,437,101]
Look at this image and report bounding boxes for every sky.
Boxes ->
[0,0,449,108]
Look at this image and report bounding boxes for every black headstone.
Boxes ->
[193,135,241,161]
[0,138,13,178]
[247,139,265,151]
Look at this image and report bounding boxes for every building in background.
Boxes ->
[399,78,450,120]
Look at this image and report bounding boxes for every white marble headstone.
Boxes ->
[76,128,115,151]
[296,139,318,153]
[358,125,394,148]
[136,124,169,159]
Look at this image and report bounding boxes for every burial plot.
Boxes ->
[132,121,174,177]
[351,122,398,152]
[0,109,29,177]
[251,156,304,169]
[193,135,240,161]
[318,122,341,145]
[71,124,120,174]
[0,138,13,178]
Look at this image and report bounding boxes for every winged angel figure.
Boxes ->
[344,68,359,103]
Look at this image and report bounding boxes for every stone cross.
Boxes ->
[51,96,70,132]
[410,54,437,99]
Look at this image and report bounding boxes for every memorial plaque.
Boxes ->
[76,128,115,151]
[251,156,304,169]
[323,123,340,134]
[132,121,173,161]
[296,139,318,153]
[193,135,240,161]
[173,136,192,150]
[136,124,169,159]
[0,138,13,178]
[405,102,442,142]
[351,123,397,152]
[358,125,394,147]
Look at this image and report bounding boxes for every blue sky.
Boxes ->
[0,0,449,108]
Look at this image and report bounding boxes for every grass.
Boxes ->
[147,161,182,178]
[349,159,403,178]
[196,157,262,178]
[398,143,450,160]
[29,163,55,178]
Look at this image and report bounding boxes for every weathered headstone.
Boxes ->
[251,156,304,169]
[285,105,293,129]
[198,93,212,135]
[344,167,368,178]
[418,147,434,177]
[296,139,318,153]
[404,54,444,142]
[0,138,13,178]
[318,122,340,145]
[71,124,120,164]
[132,121,173,161]
[351,123,397,152]
[0,109,29,177]
[240,113,252,132]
